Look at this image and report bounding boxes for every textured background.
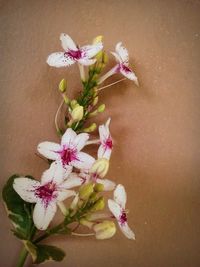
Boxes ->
[0,0,200,266]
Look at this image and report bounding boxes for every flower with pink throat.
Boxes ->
[108,184,135,239]
[47,33,103,67]
[98,118,113,160]
[37,128,95,172]
[13,162,78,230]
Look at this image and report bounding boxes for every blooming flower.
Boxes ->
[37,128,95,172]
[47,33,103,68]
[98,118,113,160]
[108,184,135,239]
[98,42,138,85]
[13,162,78,230]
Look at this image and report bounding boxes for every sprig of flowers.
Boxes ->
[2,33,139,267]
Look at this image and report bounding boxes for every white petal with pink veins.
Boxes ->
[37,141,61,160]
[47,52,75,67]
[81,42,103,58]
[60,33,77,51]
[96,178,116,191]
[114,184,127,209]
[73,133,89,151]
[78,58,96,66]
[56,189,76,202]
[98,145,112,160]
[120,222,135,240]
[73,152,95,170]
[108,199,121,220]
[13,178,40,203]
[33,200,57,230]
[61,173,83,188]
[116,42,129,63]
[61,128,77,146]
[41,162,65,185]
[120,65,138,85]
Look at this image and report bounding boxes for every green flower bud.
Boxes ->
[90,197,105,212]
[90,158,109,178]
[70,99,78,109]
[92,96,99,106]
[59,79,67,93]
[94,183,104,192]
[93,35,103,44]
[71,105,84,122]
[88,110,98,118]
[97,104,105,113]
[83,123,97,133]
[89,192,98,202]
[79,183,94,200]
[93,221,116,240]
[80,219,94,229]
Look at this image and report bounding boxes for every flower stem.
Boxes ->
[55,99,65,136]
[97,78,126,91]
[17,246,29,267]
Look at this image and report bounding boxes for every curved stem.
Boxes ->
[97,78,126,91]
[55,99,65,135]
[71,232,95,237]
[17,247,29,267]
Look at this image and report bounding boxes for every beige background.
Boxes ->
[0,0,200,266]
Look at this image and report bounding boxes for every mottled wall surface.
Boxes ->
[0,0,200,266]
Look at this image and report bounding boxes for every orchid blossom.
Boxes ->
[13,162,78,230]
[98,118,113,160]
[98,42,138,85]
[47,33,103,68]
[37,128,95,172]
[108,184,135,239]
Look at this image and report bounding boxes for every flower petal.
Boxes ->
[111,51,122,63]
[61,128,77,146]
[96,178,116,191]
[120,65,139,85]
[81,42,103,58]
[108,199,121,220]
[60,33,77,51]
[74,133,89,151]
[114,184,127,209]
[56,189,76,201]
[78,58,96,66]
[37,141,61,160]
[41,162,65,185]
[33,200,57,230]
[61,173,83,189]
[13,178,40,203]
[115,42,129,63]
[73,152,95,170]
[120,222,135,240]
[97,145,112,160]
[47,52,75,68]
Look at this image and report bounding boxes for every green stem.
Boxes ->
[17,246,29,267]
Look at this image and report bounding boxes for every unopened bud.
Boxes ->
[79,183,94,200]
[89,192,98,202]
[70,194,79,210]
[97,104,105,113]
[83,123,97,133]
[93,35,103,44]
[88,110,98,118]
[94,221,116,240]
[94,183,104,192]
[70,100,78,109]
[92,96,99,106]
[71,105,84,122]
[90,158,109,178]
[80,219,94,229]
[59,79,67,93]
[90,196,105,212]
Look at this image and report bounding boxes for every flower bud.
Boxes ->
[97,104,105,113]
[70,99,78,109]
[92,96,99,106]
[79,183,94,200]
[83,123,97,133]
[93,35,103,44]
[59,79,67,93]
[90,196,105,212]
[94,183,104,192]
[93,221,116,240]
[71,105,84,122]
[80,218,94,229]
[88,110,98,118]
[90,158,109,178]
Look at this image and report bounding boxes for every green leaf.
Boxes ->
[34,244,66,264]
[2,174,35,240]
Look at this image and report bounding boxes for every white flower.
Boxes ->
[98,42,138,85]
[37,128,95,172]
[47,33,103,67]
[13,162,78,230]
[98,118,113,160]
[108,184,135,239]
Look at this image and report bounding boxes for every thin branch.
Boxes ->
[55,99,65,134]
[71,232,95,237]
[97,78,126,91]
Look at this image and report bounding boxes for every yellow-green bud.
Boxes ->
[92,96,99,106]
[93,88,98,97]
[102,52,108,64]
[93,35,103,44]
[94,183,104,192]
[89,192,98,202]
[90,197,105,212]
[80,218,94,229]
[93,221,116,240]
[71,105,84,122]
[88,110,98,118]
[70,99,78,109]
[79,183,94,200]
[90,158,109,178]
[59,79,67,93]
[83,123,97,133]
[97,104,105,113]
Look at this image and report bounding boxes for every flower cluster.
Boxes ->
[3,33,138,266]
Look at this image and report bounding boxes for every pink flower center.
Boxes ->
[35,182,57,206]
[104,136,113,149]
[120,64,131,73]
[119,210,127,225]
[59,146,78,165]
[64,49,82,60]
